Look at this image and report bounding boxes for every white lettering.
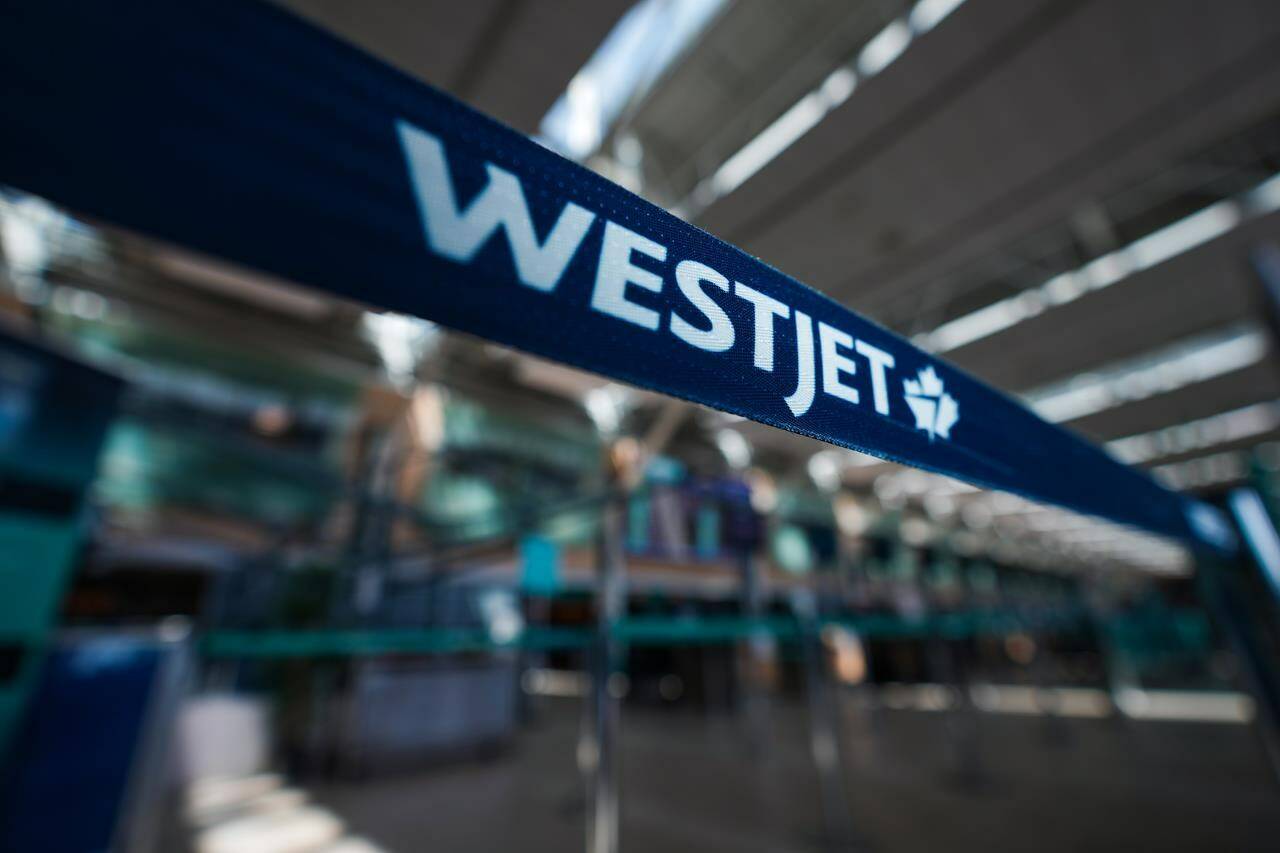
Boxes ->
[591,221,666,330]
[818,322,859,405]
[855,339,895,415]
[396,119,910,429]
[734,282,790,371]
[784,311,816,417]
[397,121,595,292]
[671,260,734,352]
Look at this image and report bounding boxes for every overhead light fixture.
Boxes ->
[1025,325,1268,423]
[925,186,1268,354]
[1108,401,1280,465]
[684,0,970,212]
[1152,450,1248,490]
[857,20,911,76]
[539,0,726,161]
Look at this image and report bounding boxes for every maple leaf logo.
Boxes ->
[903,365,959,441]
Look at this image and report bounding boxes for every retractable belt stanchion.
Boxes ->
[587,494,624,853]
[737,546,773,759]
[585,443,635,853]
[0,0,1249,846]
[1192,554,1280,785]
[793,589,856,851]
[935,634,986,791]
[1219,489,1280,783]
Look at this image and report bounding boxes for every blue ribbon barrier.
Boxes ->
[0,0,1234,553]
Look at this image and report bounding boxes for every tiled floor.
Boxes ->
[305,694,1280,852]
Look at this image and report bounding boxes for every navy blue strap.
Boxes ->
[0,0,1232,551]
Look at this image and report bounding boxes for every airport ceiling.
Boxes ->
[272,0,633,136]
[621,0,1280,493]
[599,0,915,206]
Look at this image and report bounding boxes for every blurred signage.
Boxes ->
[0,0,1230,552]
[520,536,561,595]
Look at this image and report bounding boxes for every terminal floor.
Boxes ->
[312,696,1280,852]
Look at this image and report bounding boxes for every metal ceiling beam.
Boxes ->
[694,0,1280,330]
[274,0,631,134]
[949,211,1280,391]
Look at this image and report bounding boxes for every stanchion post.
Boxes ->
[793,589,855,851]
[1204,490,1280,784]
[1194,556,1280,784]
[1229,488,1280,608]
[937,635,985,789]
[589,491,625,853]
[738,548,773,758]
[586,442,635,853]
